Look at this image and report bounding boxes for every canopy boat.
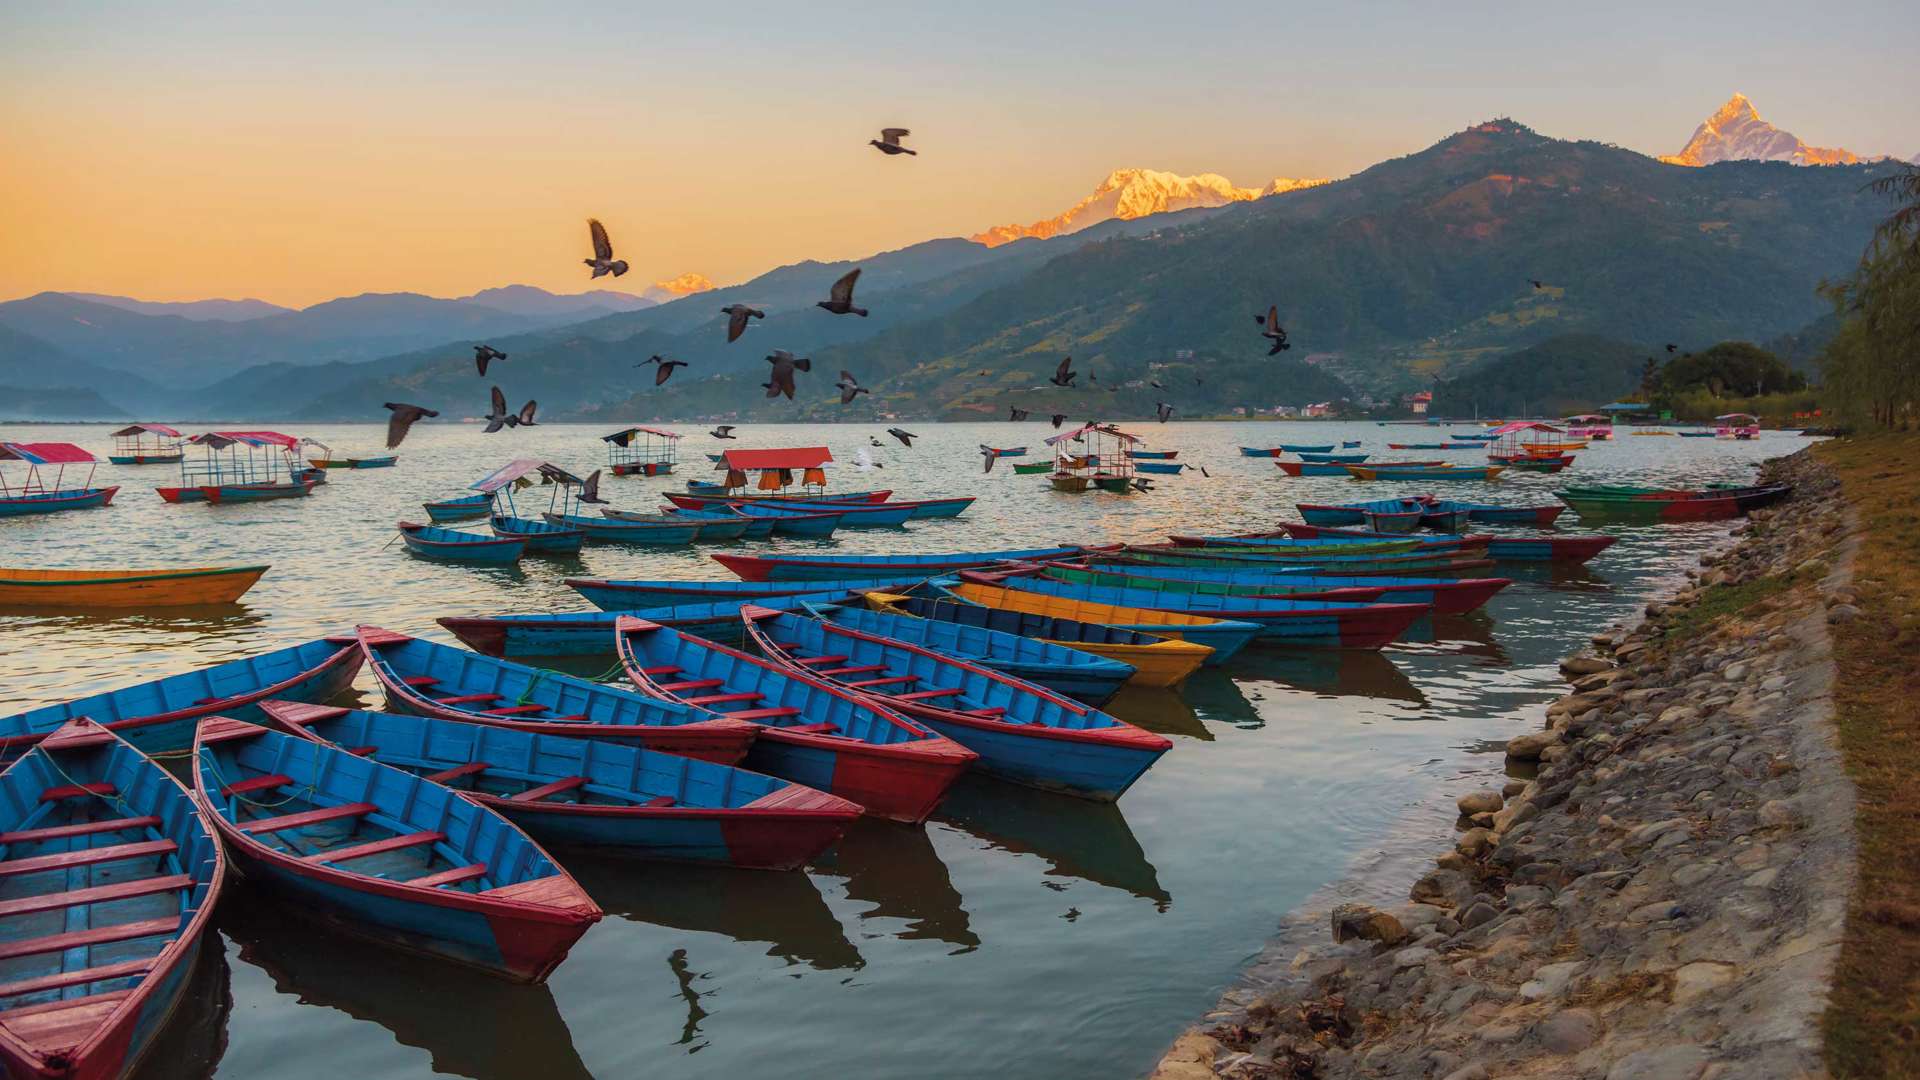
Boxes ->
[1491,454,1573,474]
[1276,458,1443,477]
[862,589,1211,688]
[423,493,493,522]
[355,626,758,763]
[1563,415,1615,441]
[601,507,748,541]
[0,443,118,516]
[261,703,860,870]
[614,618,976,822]
[1344,464,1506,482]
[662,505,775,539]
[0,719,224,1080]
[930,579,1259,665]
[157,431,314,504]
[1295,452,1368,463]
[1048,423,1141,493]
[1011,462,1053,475]
[193,718,600,982]
[1296,498,1427,534]
[715,501,846,537]
[814,599,1135,706]
[710,546,1092,583]
[107,423,185,465]
[567,575,930,611]
[1417,499,1566,526]
[438,590,863,659]
[673,487,892,505]
[697,446,842,502]
[1048,564,1509,615]
[982,575,1430,649]
[398,522,526,564]
[0,564,268,609]
[604,426,681,476]
[1715,413,1761,440]
[737,608,1169,801]
[1483,420,1582,469]
[0,636,363,759]
[1128,450,1176,460]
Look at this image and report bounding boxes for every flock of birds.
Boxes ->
[374,125,1320,463]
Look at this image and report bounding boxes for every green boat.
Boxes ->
[1012,462,1053,475]
[1118,549,1487,576]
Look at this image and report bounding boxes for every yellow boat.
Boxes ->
[0,565,269,608]
[862,590,1213,688]
[936,580,1262,668]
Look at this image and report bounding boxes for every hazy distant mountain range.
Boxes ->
[1,103,1910,424]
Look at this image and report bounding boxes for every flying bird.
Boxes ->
[638,354,689,385]
[1529,279,1545,290]
[482,386,515,433]
[721,304,766,343]
[1150,380,1165,389]
[1049,357,1077,387]
[473,344,506,376]
[980,446,997,473]
[764,350,810,399]
[515,399,538,427]
[710,425,737,439]
[1049,413,1067,429]
[870,128,915,156]
[1256,305,1291,354]
[584,218,628,278]
[869,436,883,446]
[576,469,607,504]
[382,402,437,448]
[1665,343,1678,353]
[887,428,917,448]
[978,370,991,376]
[1009,407,1029,421]
[1155,402,1173,423]
[836,370,869,404]
[1129,477,1155,493]
[1198,466,1211,477]
[817,269,868,317]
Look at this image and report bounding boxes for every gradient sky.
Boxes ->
[3,1,1915,308]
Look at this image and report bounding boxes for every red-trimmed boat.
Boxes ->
[261,703,861,871]
[0,443,118,517]
[709,546,1095,583]
[192,718,600,983]
[1274,523,1616,564]
[354,627,757,765]
[0,719,224,1080]
[613,617,977,823]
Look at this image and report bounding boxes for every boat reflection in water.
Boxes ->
[935,776,1169,909]
[122,935,232,1080]
[217,883,593,1080]
[1103,683,1216,742]
[815,820,978,953]
[1386,615,1510,665]
[570,856,864,972]
[1215,650,1425,708]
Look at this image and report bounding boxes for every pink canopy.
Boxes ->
[1486,421,1564,436]
[0,442,97,465]
[110,423,183,437]
[470,458,582,493]
[192,430,300,449]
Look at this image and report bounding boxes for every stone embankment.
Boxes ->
[1155,450,1857,1080]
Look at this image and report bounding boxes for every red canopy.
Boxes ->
[1486,421,1564,436]
[194,430,301,449]
[720,447,833,471]
[0,442,97,465]
[110,423,183,437]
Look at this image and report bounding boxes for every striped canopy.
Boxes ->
[471,458,583,493]
[0,442,97,465]
[191,430,300,449]
[1486,421,1564,436]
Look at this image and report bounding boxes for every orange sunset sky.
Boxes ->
[3,2,1915,308]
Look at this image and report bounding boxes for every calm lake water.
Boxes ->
[0,420,1795,1078]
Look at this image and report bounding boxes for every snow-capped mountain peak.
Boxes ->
[969,168,1329,247]
[1660,93,1865,167]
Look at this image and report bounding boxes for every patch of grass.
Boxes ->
[1815,432,1920,1079]
[1660,567,1813,646]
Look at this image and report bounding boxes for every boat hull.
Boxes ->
[567,576,926,611]
[0,486,119,516]
[399,524,525,563]
[710,546,1086,582]
[489,515,585,554]
[942,579,1260,664]
[107,452,183,465]
[0,564,268,608]
[424,496,492,522]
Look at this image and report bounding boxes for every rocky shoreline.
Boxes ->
[1154,449,1858,1080]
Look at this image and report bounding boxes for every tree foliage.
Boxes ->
[1819,164,1920,428]
[1654,341,1806,400]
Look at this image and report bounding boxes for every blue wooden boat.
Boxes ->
[988,576,1429,649]
[399,522,526,563]
[1449,433,1498,440]
[724,502,846,537]
[260,703,860,871]
[771,501,914,528]
[0,719,224,1080]
[0,637,364,760]
[192,717,600,982]
[1238,446,1281,457]
[542,512,700,545]
[346,455,398,469]
[1341,440,1362,448]
[799,496,974,520]
[0,442,120,517]
[1421,499,1567,526]
[489,514,585,554]
[739,607,1170,801]
[1276,443,1334,453]
[814,600,1136,706]
[1275,460,1370,476]
[930,578,1262,665]
[710,546,1091,582]
[1063,562,1511,615]
[664,505,776,538]
[613,618,976,822]
[354,626,758,764]
[602,508,750,541]
[438,591,863,659]
[1129,450,1176,460]
[568,575,930,611]
[1347,464,1506,481]
[1295,452,1369,463]
[1296,498,1426,533]
[423,493,492,522]
[1134,461,1184,475]
[1416,504,1472,533]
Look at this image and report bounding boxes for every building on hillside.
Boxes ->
[1403,390,1433,415]
[1305,402,1332,417]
